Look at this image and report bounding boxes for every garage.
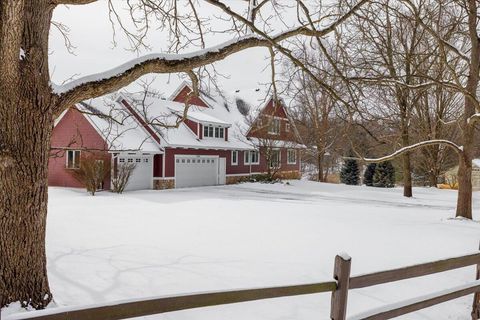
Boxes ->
[117,155,153,191]
[175,155,226,188]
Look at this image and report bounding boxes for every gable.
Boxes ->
[261,98,289,118]
[246,98,300,143]
[51,107,108,151]
[172,85,209,108]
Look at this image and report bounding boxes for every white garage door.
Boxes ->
[118,155,153,191]
[175,156,223,188]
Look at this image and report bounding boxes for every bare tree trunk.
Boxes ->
[0,1,54,308]
[318,151,325,182]
[456,0,478,219]
[402,153,413,197]
[456,116,474,217]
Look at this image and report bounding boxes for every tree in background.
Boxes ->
[373,161,396,188]
[363,163,377,186]
[340,158,360,185]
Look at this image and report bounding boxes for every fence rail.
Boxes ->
[3,251,480,320]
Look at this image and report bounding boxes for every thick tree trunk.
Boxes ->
[0,101,54,309]
[457,153,473,219]
[456,0,478,219]
[0,1,54,308]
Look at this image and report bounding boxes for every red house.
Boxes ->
[48,83,303,191]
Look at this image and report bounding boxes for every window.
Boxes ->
[250,151,259,164]
[66,150,81,169]
[286,123,290,132]
[244,150,259,165]
[231,150,238,165]
[268,118,281,135]
[204,125,224,138]
[270,149,281,168]
[287,149,297,164]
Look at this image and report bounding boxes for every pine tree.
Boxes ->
[363,163,376,186]
[340,158,360,185]
[373,161,396,188]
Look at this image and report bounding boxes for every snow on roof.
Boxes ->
[77,95,161,153]
[123,92,255,150]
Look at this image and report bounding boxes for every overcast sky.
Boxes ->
[48,1,302,97]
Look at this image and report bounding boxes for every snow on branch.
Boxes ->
[52,0,369,115]
[347,140,463,163]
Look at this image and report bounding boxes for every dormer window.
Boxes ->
[204,125,225,138]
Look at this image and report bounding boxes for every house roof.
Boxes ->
[57,83,303,153]
[76,95,162,153]
[122,92,255,150]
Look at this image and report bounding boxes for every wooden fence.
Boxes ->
[3,251,480,320]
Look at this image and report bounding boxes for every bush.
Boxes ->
[373,161,396,188]
[239,174,281,184]
[363,163,376,186]
[340,158,360,185]
[71,154,110,196]
[112,162,136,193]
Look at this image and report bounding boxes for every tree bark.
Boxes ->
[318,151,325,182]
[0,0,54,309]
[456,0,478,219]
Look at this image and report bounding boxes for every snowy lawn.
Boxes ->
[3,181,480,319]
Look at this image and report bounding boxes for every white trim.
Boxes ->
[269,148,281,169]
[168,82,211,108]
[66,150,81,169]
[166,144,254,151]
[244,150,260,165]
[54,108,69,127]
[231,150,238,166]
[287,149,297,165]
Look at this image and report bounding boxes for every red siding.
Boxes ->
[49,108,111,189]
[163,147,300,177]
[184,118,199,136]
[172,86,209,108]
[247,99,298,142]
[153,154,163,177]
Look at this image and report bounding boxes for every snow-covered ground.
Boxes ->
[3,181,480,319]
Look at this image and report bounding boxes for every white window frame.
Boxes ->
[244,150,259,165]
[268,117,281,135]
[287,149,297,164]
[204,124,225,139]
[244,150,250,165]
[231,150,238,165]
[250,151,260,165]
[286,123,291,132]
[66,150,81,169]
[269,149,281,168]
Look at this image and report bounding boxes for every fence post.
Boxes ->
[472,243,480,320]
[330,253,351,320]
